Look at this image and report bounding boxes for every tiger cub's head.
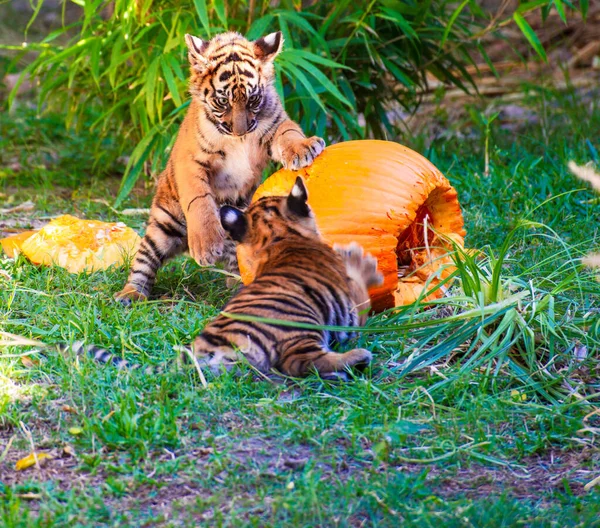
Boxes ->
[220,177,319,275]
[184,31,283,137]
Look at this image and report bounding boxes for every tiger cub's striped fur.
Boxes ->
[191,177,383,380]
[115,31,325,305]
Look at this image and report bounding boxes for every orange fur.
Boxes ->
[116,32,325,304]
[191,178,382,380]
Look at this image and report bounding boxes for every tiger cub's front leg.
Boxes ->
[270,120,326,171]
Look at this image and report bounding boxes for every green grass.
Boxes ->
[1,87,600,527]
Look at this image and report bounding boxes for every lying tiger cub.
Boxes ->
[191,177,383,380]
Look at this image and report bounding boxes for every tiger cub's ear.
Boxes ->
[220,206,248,242]
[185,34,210,71]
[287,176,310,217]
[253,32,283,61]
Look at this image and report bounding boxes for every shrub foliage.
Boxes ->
[5,0,588,203]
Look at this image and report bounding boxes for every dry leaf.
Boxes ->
[16,493,42,500]
[0,201,35,214]
[15,452,52,471]
[63,445,76,457]
[21,356,40,368]
[61,405,78,414]
[68,427,83,436]
[0,332,41,347]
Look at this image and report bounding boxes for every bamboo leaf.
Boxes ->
[161,57,183,107]
[278,61,327,113]
[441,0,470,47]
[513,12,547,62]
[193,0,211,37]
[145,56,160,123]
[213,0,227,29]
[247,15,274,40]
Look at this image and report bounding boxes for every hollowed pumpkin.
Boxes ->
[0,215,141,274]
[241,140,466,312]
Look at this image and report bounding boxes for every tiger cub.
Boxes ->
[115,31,325,305]
[191,177,383,380]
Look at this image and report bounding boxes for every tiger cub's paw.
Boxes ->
[187,218,225,266]
[342,348,372,371]
[282,135,326,170]
[114,284,148,306]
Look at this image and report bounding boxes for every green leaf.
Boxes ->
[279,51,352,108]
[554,0,567,23]
[513,12,548,62]
[247,15,274,41]
[441,0,469,47]
[377,7,418,40]
[145,56,160,123]
[292,49,351,70]
[161,57,183,107]
[115,130,159,207]
[279,61,327,113]
[213,0,227,29]
[581,0,589,18]
[166,54,185,81]
[89,37,101,88]
[193,0,211,37]
[516,0,550,13]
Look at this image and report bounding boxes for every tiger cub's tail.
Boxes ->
[334,242,383,290]
[59,341,131,368]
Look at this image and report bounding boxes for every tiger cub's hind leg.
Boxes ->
[115,200,187,306]
[222,237,242,290]
[279,338,372,381]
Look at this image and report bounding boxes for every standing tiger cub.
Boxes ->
[115,31,325,304]
[191,177,383,380]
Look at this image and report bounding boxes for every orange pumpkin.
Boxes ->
[241,140,466,312]
[0,215,141,274]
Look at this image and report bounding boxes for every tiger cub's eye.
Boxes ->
[215,97,229,107]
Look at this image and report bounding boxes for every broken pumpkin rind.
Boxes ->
[1,215,141,274]
[242,140,466,312]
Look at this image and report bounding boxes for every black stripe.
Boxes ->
[156,205,185,228]
[203,108,222,129]
[259,110,284,146]
[211,49,255,61]
[187,193,214,211]
[144,236,165,263]
[195,159,212,172]
[155,220,185,239]
[280,128,306,139]
[200,332,230,348]
[197,127,226,157]
[232,291,314,315]
[212,317,280,343]
[138,247,160,267]
[135,256,156,269]
[131,268,154,280]
[221,327,271,352]
[228,302,317,322]
[219,71,233,81]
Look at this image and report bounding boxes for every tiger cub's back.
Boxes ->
[192,177,382,379]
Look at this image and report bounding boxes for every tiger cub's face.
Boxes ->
[220,177,319,276]
[185,31,283,137]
